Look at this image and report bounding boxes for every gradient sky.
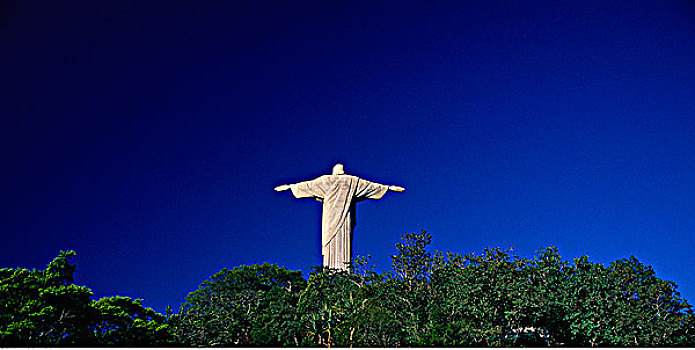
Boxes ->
[2,1,694,313]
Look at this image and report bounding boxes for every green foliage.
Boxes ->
[169,262,306,346]
[5,232,694,347]
[0,250,172,346]
[92,296,170,346]
[170,231,695,347]
[391,229,435,280]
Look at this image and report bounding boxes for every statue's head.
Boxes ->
[332,163,345,175]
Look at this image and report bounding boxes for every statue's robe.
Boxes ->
[290,174,388,270]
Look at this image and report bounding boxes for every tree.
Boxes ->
[425,245,695,346]
[293,258,410,347]
[388,230,440,345]
[0,250,172,346]
[154,229,695,347]
[169,262,306,346]
[92,296,171,346]
[554,254,695,346]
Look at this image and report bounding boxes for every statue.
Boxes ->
[275,164,405,270]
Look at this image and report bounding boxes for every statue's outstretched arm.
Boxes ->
[388,185,405,192]
[274,184,291,192]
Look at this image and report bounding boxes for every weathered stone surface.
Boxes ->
[275,164,404,270]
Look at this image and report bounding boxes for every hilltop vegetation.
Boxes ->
[0,250,170,346]
[2,231,694,346]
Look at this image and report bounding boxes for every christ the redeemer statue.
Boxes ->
[275,164,405,270]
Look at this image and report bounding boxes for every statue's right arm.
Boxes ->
[274,184,291,192]
[277,178,325,198]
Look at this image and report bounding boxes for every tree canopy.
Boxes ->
[171,230,695,347]
[2,231,694,346]
[0,250,171,346]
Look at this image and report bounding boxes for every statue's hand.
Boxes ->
[389,185,405,192]
[274,184,291,192]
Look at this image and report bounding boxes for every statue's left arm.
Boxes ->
[388,185,405,192]
[354,178,405,200]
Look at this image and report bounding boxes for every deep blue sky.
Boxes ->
[2,1,694,313]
